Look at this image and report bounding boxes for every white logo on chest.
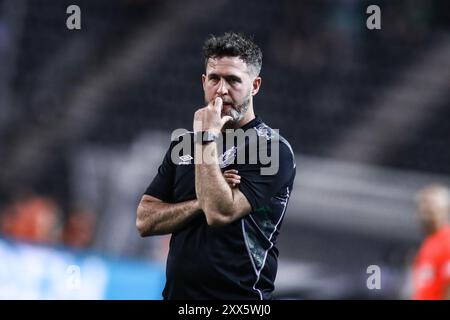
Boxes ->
[219,146,237,168]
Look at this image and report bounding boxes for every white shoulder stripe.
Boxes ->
[241,220,263,300]
[246,187,291,299]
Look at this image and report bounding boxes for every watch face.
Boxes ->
[205,132,214,141]
[194,131,219,144]
[205,131,219,141]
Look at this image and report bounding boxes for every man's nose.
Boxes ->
[216,79,229,95]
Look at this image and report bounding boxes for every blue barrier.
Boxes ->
[0,238,165,299]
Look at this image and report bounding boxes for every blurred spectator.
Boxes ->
[412,184,450,299]
[62,207,96,249]
[0,192,62,244]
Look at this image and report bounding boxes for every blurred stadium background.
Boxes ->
[0,0,449,299]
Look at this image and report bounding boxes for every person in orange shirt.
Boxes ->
[412,184,450,300]
[62,207,95,249]
[0,193,61,244]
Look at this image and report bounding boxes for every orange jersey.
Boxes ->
[412,226,450,299]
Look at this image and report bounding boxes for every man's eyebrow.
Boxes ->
[224,75,242,82]
[207,73,242,82]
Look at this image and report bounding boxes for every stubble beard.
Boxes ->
[227,95,250,122]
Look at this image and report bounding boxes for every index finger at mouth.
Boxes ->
[214,97,223,112]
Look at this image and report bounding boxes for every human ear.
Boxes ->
[252,77,262,96]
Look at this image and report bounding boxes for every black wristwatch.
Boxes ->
[194,131,220,145]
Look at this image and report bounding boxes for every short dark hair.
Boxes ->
[203,32,262,76]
